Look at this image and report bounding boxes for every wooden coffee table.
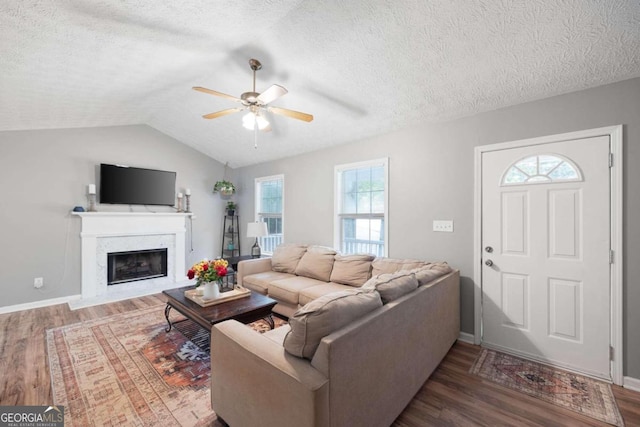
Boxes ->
[163,285,277,333]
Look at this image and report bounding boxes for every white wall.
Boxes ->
[0,124,229,307]
[235,78,640,377]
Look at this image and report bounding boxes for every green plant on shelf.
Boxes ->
[226,201,237,216]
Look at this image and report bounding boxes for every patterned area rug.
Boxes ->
[470,349,624,426]
[46,305,286,426]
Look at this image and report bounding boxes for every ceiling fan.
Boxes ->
[193,59,313,136]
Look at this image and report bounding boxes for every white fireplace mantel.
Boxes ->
[72,212,192,304]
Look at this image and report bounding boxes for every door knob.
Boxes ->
[485,259,493,267]
[485,246,493,253]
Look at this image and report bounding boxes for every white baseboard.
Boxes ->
[0,294,81,315]
[458,331,475,344]
[624,376,640,392]
[68,280,187,310]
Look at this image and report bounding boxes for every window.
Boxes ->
[502,154,582,186]
[335,158,388,256]
[255,175,284,255]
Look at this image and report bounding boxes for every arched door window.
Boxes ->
[501,154,582,186]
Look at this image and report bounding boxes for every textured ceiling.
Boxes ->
[1,1,639,167]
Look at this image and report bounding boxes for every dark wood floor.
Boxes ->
[392,342,640,427]
[1,295,639,426]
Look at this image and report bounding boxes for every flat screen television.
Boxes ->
[100,164,176,206]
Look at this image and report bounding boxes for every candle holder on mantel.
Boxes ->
[87,184,97,212]
[176,194,184,213]
[87,194,97,212]
[185,194,191,213]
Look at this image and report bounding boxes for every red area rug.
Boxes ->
[470,349,624,426]
[46,305,284,426]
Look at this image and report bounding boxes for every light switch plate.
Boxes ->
[433,220,454,232]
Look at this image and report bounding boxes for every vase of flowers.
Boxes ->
[187,259,229,300]
[202,281,220,299]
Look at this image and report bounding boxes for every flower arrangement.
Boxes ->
[187,259,229,287]
[213,180,236,196]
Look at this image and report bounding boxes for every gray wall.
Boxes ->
[0,79,637,377]
[235,78,640,377]
[0,124,229,307]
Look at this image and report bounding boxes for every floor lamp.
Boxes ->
[247,222,268,258]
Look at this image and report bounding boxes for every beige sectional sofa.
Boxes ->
[211,244,460,427]
[237,244,451,317]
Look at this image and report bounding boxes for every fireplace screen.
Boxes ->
[107,248,168,285]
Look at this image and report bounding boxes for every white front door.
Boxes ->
[481,135,611,380]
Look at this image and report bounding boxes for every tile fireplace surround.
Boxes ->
[70,212,191,309]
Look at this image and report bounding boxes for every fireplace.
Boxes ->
[107,248,168,285]
[72,212,190,307]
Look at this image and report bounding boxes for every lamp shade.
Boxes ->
[247,222,268,238]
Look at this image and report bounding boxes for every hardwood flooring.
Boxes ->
[0,294,166,407]
[393,342,640,427]
[1,295,639,426]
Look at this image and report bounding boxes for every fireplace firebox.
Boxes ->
[107,248,168,285]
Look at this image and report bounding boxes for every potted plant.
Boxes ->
[213,180,236,197]
[226,201,237,216]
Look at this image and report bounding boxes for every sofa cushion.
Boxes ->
[362,270,418,304]
[295,246,337,281]
[269,276,327,305]
[262,324,291,346]
[371,257,425,276]
[329,254,374,286]
[272,244,308,274]
[410,262,453,286]
[284,289,382,359]
[243,271,295,294]
[298,283,355,306]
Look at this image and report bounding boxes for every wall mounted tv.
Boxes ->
[100,164,176,206]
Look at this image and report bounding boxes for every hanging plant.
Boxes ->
[213,180,236,197]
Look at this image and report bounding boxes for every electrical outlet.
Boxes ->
[34,277,44,288]
[433,220,454,232]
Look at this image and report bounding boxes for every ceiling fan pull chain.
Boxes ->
[254,123,258,149]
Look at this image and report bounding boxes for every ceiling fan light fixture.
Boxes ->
[242,111,269,130]
[194,58,312,141]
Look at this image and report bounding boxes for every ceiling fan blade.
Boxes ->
[202,108,244,119]
[193,86,243,103]
[257,84,288,105]
[269,106,314,122]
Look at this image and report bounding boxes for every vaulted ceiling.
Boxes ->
[2,1,639,167]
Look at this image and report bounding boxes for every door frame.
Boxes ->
[473,125,623,385]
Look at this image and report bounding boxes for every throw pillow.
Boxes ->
[329,254,375,286]
[362,270,418,304]
[271,244,308,274]
[371,257,425,277]
[283,289,382,359]
[295,245,337,281]
[410,262,453,286]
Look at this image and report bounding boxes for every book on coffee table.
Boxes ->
[184,286,251,307]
